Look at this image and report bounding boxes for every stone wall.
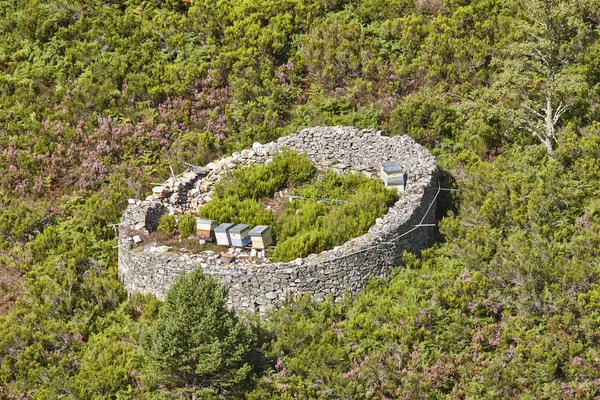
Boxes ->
[118,126,437,313]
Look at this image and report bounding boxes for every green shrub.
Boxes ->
[214,150,316,200]
[200,197,276,229]
[270,229,332,262]
[206,154,396,261]
[157,214,177,235]
[202,151,314,239]
[320,181,397,244]
[269,173,398,261]
[272,149,316,185]
[178,214,197,238]
[295,170,371,200]
[215,163,287,200]
[276,200,329,242]
[141,269,256,395]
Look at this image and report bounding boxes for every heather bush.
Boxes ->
[199,198,276,228]
[157,214,177,235]
[178,214,197,238]
[271,174,398,261]
[0,194,51,249]
[214,150,316,200]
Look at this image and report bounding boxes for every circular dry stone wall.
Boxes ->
[118,126,437,313]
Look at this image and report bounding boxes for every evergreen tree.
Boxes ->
[141,269,255,398]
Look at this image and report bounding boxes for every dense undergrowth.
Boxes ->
[199,150,397,261]
[0,0,600,398]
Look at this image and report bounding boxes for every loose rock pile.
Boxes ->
[145,143,273,216]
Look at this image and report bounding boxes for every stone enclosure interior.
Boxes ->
[118,126,437,313]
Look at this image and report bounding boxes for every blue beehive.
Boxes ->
[380,161,405,188]
[230,224,251,247]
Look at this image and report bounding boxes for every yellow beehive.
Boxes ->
[249,225,273,250]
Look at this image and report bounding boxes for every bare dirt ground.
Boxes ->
[124,228,227,254]
[262,188,291,217]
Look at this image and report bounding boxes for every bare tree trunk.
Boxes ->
[544,93,555,156]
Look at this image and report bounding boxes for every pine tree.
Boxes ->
[141,269,255,398]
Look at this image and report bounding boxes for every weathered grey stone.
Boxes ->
[118,126,437,314]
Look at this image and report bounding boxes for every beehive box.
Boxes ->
[230,224,251,247]
[214,223,235,246]
[249,225,273,250]
[380,161,405,188]
[196,218,217,240]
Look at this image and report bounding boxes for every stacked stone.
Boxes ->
[267,126,385,173]
[267,127,435,184]
[118,126,438,313]
[121,200,166,233]
[189,143,272,210]
[148,170,204,215]
[146,143,273,216]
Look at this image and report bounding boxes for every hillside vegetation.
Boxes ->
[0,0,599,398]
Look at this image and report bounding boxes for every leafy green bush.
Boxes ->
[215,150,316,200]
[320,179,398,244]
[201,150,315,243]
[295,170,374,200]
[270,229,333,261]
[276,200,329,241]
[157,214,177,235]
[200,197,276,228]
[0,194,51,251]
[71,321,143,399]
[272,149,317,185]
[204,159,396,261]
[215,163,287,200]
[178,214,197,238]
[271,174,398,261]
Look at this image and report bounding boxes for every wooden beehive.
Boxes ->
[230,224,251,247]
[380,161,405,188]
[249,225,273,250]
[214,223,235,246]
[196,218,217,240]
